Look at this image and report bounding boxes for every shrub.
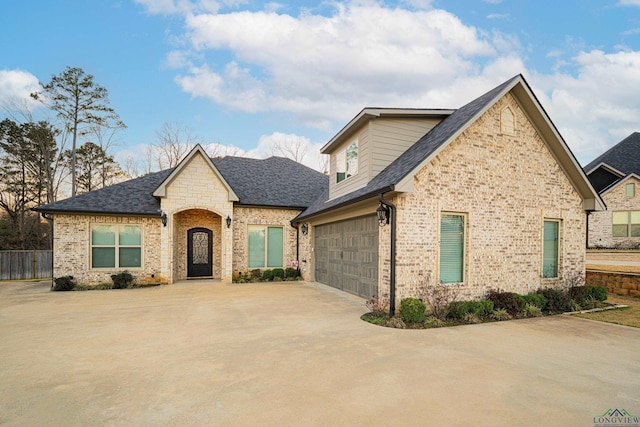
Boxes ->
[523,304,543,318]
[284,267,299,279]
[366,296,388,317]
[94,282,114,290]
[385,317,406,329]
[423,283,461,320]
[491,309,512,321]
[262,270,274,281]
[486,290,524,316]
[111,271,133,289]
[250,269,262,280]
[272,268,285,281]
[448,300,494,319]
[569,286,607,306]
[539,288,572,313]
[399,298,426,323]
[52,276,76,291]
[462,313,481,324]
[521,293,548,310]
[424,316,445,328]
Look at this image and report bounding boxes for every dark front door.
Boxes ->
[187,228,213,277]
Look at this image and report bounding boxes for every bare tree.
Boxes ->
[269,134,310,163]
[151,122,201,169]
[317,154,330,175]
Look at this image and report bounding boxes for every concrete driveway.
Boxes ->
[1,280,639,426]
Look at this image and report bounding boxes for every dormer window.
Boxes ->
[336,139,358,183]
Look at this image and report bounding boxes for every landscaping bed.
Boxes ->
[51,271,161,291]
[362,285,613,329]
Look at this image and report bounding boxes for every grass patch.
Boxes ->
[572,295,640,328]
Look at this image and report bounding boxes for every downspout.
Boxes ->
[378,193,397,316]
[585,210,594,249]
[291,222,300,276]
[41,212,54,288]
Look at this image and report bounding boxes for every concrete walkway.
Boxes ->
[1,280,639,426]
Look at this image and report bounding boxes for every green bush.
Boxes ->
[521,293,548,310]
[399,297,426,323]
[491,309,512,321]
[448,300,494,319]
[569,285,607,305]
[538,288,572,313]
[486,290,524,316]
[262,270,274,281]
[52,276,76,291]
[285,267,299,278]
[110,271,133,289]
[272,268,285,280]
[250,269,262,280]
[523,304,543,318]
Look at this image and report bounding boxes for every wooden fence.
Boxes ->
[0,250,52,280]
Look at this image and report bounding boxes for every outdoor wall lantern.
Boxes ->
[301,223,309,235]
[161,212,168,227]
[226,215,232,228]
[376,203,390,227]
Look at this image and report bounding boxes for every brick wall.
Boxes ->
[586,270,640,296]
[589,176,640,248]
[232,206,302,275]
[173,210,222,280]
[379,93,586,303]
[53,214,163,285]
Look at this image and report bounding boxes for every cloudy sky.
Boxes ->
[1,0,639,170]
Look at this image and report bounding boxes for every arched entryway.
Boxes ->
[173,209,222,280]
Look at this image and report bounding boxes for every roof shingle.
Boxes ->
[35,156,328,215]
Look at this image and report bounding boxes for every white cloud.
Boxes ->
[145,1,640,168]
[0,69,41,111]
[532,49,640,164]
[618,0,640,6]
[170,3,503,127]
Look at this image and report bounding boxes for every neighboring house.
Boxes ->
[35,74,603,311]
[585,132,640,248]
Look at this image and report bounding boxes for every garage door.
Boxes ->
[314,215,378,299]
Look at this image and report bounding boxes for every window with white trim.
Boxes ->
[439,213,465,284]
[91,224,142,269]
[542,220,559,278]
[248,225,283,268]
[336,139,358,183]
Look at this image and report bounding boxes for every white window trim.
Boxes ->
[90,224,143,270]
[336,139,358,184]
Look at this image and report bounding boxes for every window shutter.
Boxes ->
[440,215,464,283]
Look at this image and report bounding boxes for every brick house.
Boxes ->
[585,132,640,248]
[35,74,603,309]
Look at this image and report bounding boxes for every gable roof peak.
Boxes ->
[152,144,239,201]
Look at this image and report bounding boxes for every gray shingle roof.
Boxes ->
[213,156,328,208]
[584,132,640,175]
[34,156,328,215]
[295,74,521,221]
[33,169,174,215]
